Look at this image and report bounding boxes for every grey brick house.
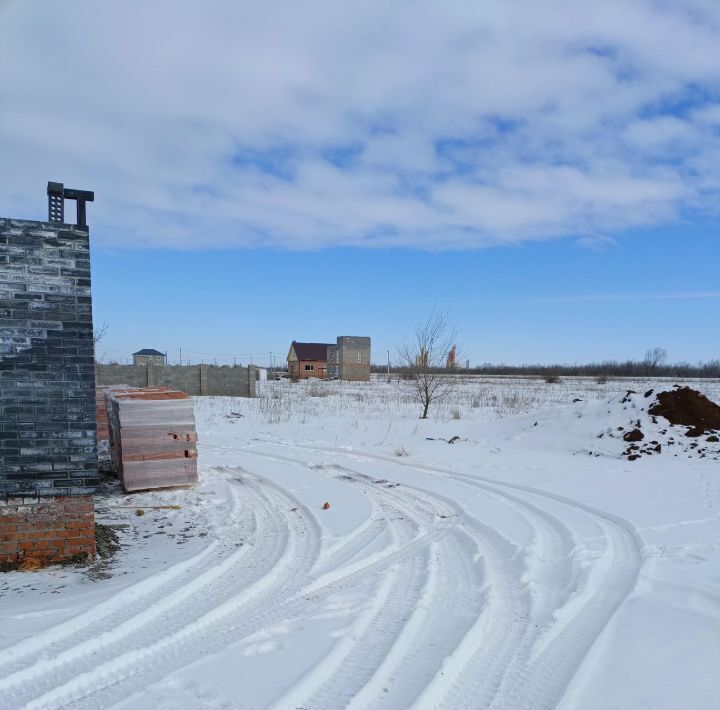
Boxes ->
[327,336,371,381]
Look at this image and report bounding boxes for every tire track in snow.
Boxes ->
[212,451,392,579]
[318,473,489,709]
[239,453,504,710]
[223,446,535,709]
[0,476,247,679]
[402,466,642,710]
[272,471,431,710]
[404,468,635,710]
[486,491,642,710]
[345,491,488,710]
[246,440,643,710]
[14,435,641,710]
[312,500,388,577]
[1,470,321,710]
[326,464,538,710]
[27,465,464,710]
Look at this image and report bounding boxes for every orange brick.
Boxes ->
[21,530,52,541]
[33,516,65,528]
[65,521,89,530]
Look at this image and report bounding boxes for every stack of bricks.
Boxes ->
[0,495,95,566]
[105,386,174,472]
[96,385,112,442]
[107,387,199,492]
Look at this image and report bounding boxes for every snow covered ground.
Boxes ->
[1,376,719,709]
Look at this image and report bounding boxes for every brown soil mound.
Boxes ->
[648,387,720,435]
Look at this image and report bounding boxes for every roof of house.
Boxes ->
[290,341,333,361]
[133,348,166,357]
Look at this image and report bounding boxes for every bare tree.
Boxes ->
[644,347,667,374]
[93,322,110,363]
[93,322,110,346]
[397,310,458,419]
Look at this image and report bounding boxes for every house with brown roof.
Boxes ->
[287,341,333,379]
[287,336,371,381]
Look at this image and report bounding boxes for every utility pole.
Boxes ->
[179,347,182,366]
[387,349,391,379]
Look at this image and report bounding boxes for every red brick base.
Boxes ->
[0,495,96,566]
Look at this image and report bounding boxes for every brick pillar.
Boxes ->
[0,495,96,568]
[1,217,98,568]
[199,364,209,395]
[147,364,157,387]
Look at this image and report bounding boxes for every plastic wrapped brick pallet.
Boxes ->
[96,386,110,442]
[107,387,199,492]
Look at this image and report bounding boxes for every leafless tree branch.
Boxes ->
[93,322,110,346]
[397,310,459,419]
[644,346,667,374]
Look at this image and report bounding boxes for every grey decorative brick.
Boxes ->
[0,218,98,499]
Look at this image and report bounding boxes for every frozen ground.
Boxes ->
[1,376,719,709]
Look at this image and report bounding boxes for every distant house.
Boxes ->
[287,336,371,381]
[132,348,167,366]
[328,336,371,381]
[287,341,333,379]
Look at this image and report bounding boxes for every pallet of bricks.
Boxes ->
[95,384,114,443]
[106,387,199,492]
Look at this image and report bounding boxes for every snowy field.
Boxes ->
[1,375,719,709]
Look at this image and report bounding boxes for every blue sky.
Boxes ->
[1,1,719,366]
[90,227,719,367]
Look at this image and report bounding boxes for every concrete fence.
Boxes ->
[96,363,257,397]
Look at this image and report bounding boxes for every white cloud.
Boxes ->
[0,0,719,250]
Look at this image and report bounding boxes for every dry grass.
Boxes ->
[200,375,720,427]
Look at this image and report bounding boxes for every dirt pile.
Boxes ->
[596,387,720,462]
[648,387,720,436]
